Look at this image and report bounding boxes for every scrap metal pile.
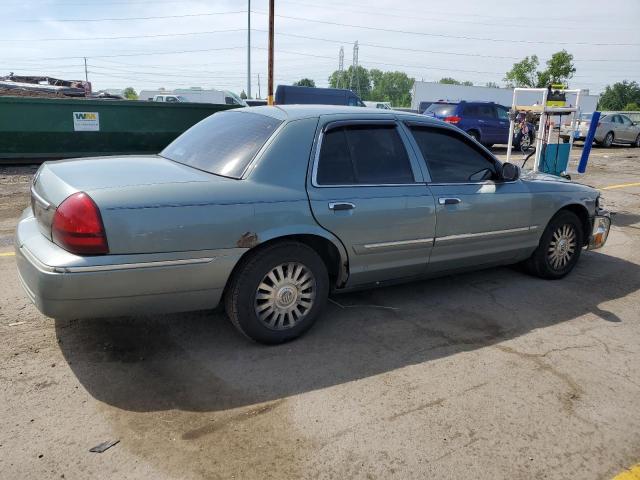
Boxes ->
[0,73,90,98]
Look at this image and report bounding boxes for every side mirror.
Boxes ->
[501,162,520,181]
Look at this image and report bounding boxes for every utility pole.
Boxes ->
[83,57,88,83]
[338,46,344,89]
[258,73,261,99]
[267,0,274,105]
[247,0,251,99]
[350,41,359,95]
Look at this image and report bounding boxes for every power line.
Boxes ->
[9,46,246,61]
[14,10,246,22]
[251,11,640,47]
[0,28,246,42]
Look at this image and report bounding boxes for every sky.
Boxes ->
[2,0,639,97]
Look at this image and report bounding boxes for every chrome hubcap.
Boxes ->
[548,224,577,269]
[254,262,316,330]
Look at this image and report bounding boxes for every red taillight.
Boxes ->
[52,192,109,255]
[443,116,461,124]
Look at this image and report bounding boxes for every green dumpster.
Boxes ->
[0,96,239,161]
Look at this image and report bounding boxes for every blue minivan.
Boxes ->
[424,101,532,148]
[275,85,365,107]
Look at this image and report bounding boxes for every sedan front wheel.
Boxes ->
[524,211,584,279]
[225,241,329,344]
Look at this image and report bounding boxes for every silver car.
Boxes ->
[16,106,611,344]
[560,112,640,147]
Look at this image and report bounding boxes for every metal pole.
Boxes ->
[258,73,261,99]
[247,0,251,99]
[84,57,88,82]
[267,0,274,105]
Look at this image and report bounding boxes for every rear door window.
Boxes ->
[409,126,497,183]
[316,125,415,185]
[478,105,497,119]
[161,111,282,178]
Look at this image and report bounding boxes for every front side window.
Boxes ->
[316,125,414,185]
[161,111,281,178]
[409,126,497,183]
[497,107,509,120]
[620,115,632,126]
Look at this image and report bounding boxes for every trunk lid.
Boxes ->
[31,155,211,241]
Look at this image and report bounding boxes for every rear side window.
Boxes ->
[409,127,497,183]
[161,111,281,178]
[316,125,414,185]
[426,103,457,117]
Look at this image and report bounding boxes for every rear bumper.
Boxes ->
[15,212,245,320]
[587,210,611,250]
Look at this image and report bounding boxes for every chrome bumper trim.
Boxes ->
[55,257,215,273]
[19,245,214,274]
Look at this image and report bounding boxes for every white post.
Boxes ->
[247,0,251,99]
[506,89,517,164]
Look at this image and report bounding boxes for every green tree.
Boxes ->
[240,89,247,99]
[598,81,640,111]
[625,102,640,111]
[504,55,539,87]
[369,69,414,107]
[122,87,138,100]
[504,50,576,88]
[437,77,472,86]
[485,81,500,88]
[293,78,316,87]
[439,77,461,85]
[328,65,371,99]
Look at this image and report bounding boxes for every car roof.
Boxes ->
[237,104,441,125]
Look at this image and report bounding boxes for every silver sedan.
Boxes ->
[561,112,640,147]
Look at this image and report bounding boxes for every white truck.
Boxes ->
[141,88,247,106]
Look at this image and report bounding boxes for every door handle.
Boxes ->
[438,197,462,205]
[328,202,355,211]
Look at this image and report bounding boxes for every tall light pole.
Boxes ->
[84,57,88,82]
[267,0,274,105]
[247,1,251,99]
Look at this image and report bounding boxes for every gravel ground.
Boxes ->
[0,146,639,480]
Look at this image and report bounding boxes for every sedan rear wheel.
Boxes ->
[225,241,329,344]
[524,210,583,279]
[602,131,614,148]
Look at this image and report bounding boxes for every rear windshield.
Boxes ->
[425,103,457,116]
[161,111,281,178]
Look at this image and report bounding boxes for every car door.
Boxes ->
[611,115,624,141]
[404,123,536,273]
[307,116,437,286]
[495,105,511,144]
[619,115,635,142]
[477,104,501,144]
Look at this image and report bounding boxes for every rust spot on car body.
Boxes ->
[237,232,259,248]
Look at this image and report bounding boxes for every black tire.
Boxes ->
[224,241,329,344]
[632,134,640,148]
[602,131,614,148]
[523,210,584,280]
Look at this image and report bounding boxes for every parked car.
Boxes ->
[364,101,392,110]
[152,94,188,103]
[424,100,535,148]
[560,113,640,147]
[275,85,364,106]
[17,106,610,344]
